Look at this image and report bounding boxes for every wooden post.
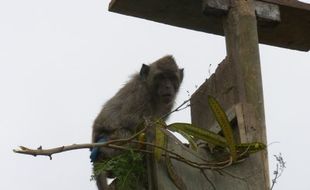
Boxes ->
[224,0,269,188]
[223,1,269,187]
[224,0,265,110]
[191,0,270,189]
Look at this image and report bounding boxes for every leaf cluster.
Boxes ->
[168,96,266,161]
[92,96,267,190]
[92,150,146,190]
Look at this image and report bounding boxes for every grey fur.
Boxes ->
[92,55,183,190]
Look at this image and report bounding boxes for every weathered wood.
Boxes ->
[190,0,270,189]
[109,0,310,51]
[151,131,214,190]
[203,0,231,16]
[223,0,269,188]
[254,1,280,23]
[191,58,235,133]
[203,0,281,23]
[191,63,270,190]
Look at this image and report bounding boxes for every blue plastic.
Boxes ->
[90,136,107,162]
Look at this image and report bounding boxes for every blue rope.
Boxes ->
[90,135,107,162]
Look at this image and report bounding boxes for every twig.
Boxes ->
[13,123,229,170]
[13,126,147,159]
[201,169,216,190]
[216,169,247,181]
[132,139,233,170]
[270,153,286,190]
[270,164,279,190]
[162,99,191,119]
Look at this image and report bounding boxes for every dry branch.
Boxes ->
[13,126,147,159]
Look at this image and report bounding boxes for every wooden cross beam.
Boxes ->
[109,0,310,51]
[203,0,281,22]
[107,0,309,189]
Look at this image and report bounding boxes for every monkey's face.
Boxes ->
[139,56,183,105]
[153,72,181,104]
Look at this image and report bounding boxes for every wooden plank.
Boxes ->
[204,0,281,23]
[191,58,236,132]
[151,131,214,190]
[191,66,270,189]
[254,1,280,22]
[109,0,310,51]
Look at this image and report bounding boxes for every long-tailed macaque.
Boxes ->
[91,55,183,190]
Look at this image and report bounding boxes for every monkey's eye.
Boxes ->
[166,75,179,88]
[154,72,180,90]
[168,75,178,81]
[154,73,166,80]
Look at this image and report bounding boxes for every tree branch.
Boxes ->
[13,126,147,159]
[162,99,191,119]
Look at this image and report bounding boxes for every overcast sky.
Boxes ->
[1,1,309,190]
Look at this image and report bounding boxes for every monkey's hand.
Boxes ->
[90,135,107,162]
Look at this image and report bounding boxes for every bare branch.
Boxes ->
[13,126,147,159]
[270,153,286,190]
[201,169,216,190]
[162,99,191,119]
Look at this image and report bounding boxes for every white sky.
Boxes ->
[0,0,309,189]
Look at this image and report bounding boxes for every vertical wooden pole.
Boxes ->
[223,0,269,188]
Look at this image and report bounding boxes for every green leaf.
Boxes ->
[168,123,227,148]
[165,153,187,190]
[236,142,266,156]
[92,151,146,190]
[154,123,166,161]
[177,130,198,151]
[208,96,237,161]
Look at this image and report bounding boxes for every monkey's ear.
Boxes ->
[179,68,184,82]
[140,64,150,80]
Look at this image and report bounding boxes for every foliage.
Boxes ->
[13,96,269,189]
[165,152,187,190]
[168,123,227,148]
[92,150,146,190]
[91,96,267,189]
[207,95,237,161]
[154,121,166,161]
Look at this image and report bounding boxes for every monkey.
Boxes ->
[91,55,183,190]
